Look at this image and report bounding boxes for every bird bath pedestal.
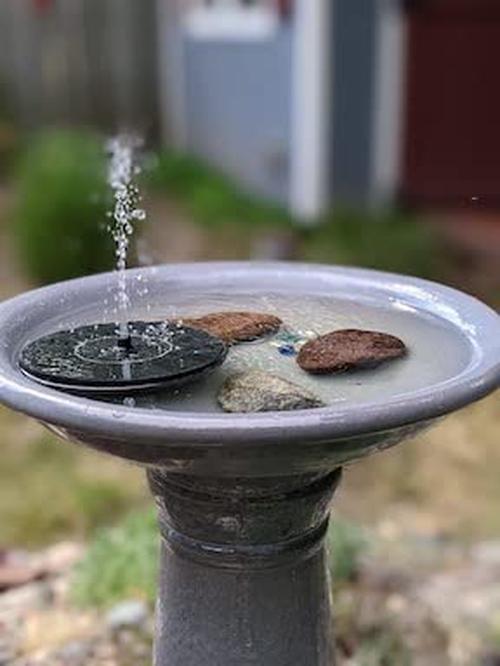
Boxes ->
[0,263,498,666]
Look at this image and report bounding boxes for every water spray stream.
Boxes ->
[107,135,146,348]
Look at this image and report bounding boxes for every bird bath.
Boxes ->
[0,261,499,665]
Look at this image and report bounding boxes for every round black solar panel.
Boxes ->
[19,321,227,395]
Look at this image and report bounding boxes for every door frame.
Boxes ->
[370,0,408,206]
[290,0,333,221]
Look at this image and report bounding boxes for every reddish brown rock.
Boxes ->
[179,312,282,344]
[0,552,46,592]
[297,329,407,375]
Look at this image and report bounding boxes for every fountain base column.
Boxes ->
[148,467,343,666]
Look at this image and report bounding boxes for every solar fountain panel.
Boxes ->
[19,321,227,395]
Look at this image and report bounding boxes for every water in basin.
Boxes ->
[75,288,471,413]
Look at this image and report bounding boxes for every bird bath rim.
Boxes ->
[0,261,498,449]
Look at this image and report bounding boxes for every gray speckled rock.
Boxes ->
[106,600,149,630]
[218,371,324,413]
[55,641,92,664]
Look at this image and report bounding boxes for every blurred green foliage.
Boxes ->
[0,428,143,547]
[72,509,159,608]
[147,151,441,279]
[303,208,441,279]
[328,518,367,583]
[146,152,292,230]
[356,630,412,666]
[14,129,113,284]
[0,81,18,178]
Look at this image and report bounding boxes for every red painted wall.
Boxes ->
[403,0,500,206]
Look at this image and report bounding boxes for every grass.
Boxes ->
[338,395,500,541]
[72,509,159,608]
[0,406,147,548]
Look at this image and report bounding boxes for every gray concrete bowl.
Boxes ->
[0,262,498,476]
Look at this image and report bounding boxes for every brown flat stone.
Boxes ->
[179,312,282,344]
[297,329,407,375]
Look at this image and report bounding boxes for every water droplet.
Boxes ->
[123,397,136,408]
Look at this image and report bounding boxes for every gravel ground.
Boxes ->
[2,530,500,666]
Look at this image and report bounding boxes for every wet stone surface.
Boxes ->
[297,329,407,375]
[217,371,324,413]
[179,311,282,344]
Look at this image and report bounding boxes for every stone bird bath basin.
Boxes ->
[0,262,498,665]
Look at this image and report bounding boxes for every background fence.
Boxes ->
[0,0,159,134]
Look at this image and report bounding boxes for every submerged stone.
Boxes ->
[218,371,324,413]
[180,312,282,344]
[297,329,407,375]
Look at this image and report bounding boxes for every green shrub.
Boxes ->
[14,129,113,284]
[146,152,292,230]
[145,152,208,198]
[328,518,367,583]
[0,82,18,178]
[302,207,441,279]
[357,630,412,666]
[72,509,159,608]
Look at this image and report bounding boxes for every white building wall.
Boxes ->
[290,0,333,221]
[370,0,407,205]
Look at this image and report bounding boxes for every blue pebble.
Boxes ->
[278,344,297,357]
